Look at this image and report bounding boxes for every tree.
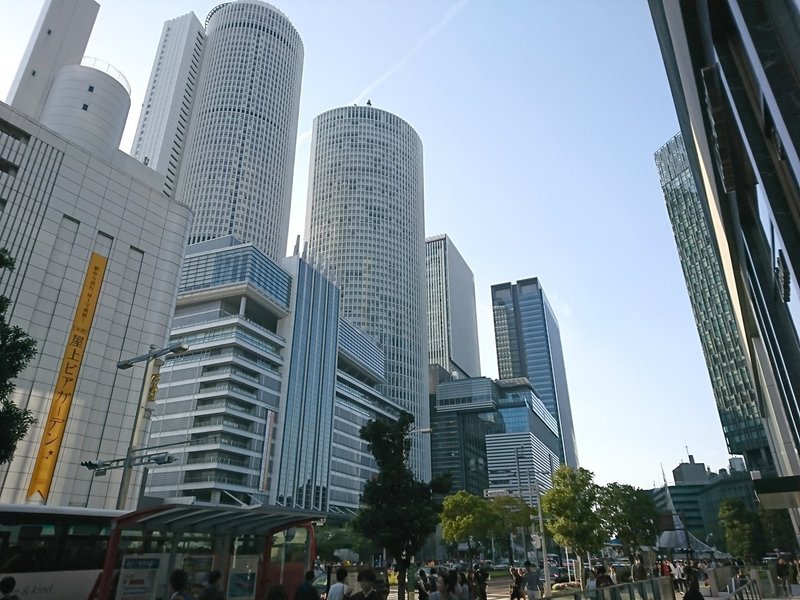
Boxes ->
[315,525,375,563]
[441,491,496,558]
[487,495,535,563]
[352,413,450,600]
[541,466,605,587]
[761,507,797,553]
[719,498,767,564]
[0,249,37,465]
[599,483,659,562]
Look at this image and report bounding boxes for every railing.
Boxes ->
[717,580,761,600]
[548,577,675,600]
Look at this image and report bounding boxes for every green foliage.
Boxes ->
[352,413,450,600]
[541,466,605,582]
[487,495,536,562]
[719,498,767,564]
[0,249,37,465]
[441,491,496,556]
[760,507,796,554]
[599,483,659,561]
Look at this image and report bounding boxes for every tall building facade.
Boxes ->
[0,0,192,507]
[649,0,800,517]
[146,238,401,510]
[133,1,304,260]
[492,278,578,467]
[426,234,481,379]
[305,105,430,480]
[130,13,205,198]
[655,133,773,472]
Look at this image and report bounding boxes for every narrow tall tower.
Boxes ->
[151,1,304,261]
[492,278,579,467]
[306,104,430,480]
[426,234,481,378]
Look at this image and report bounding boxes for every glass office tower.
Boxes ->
[492,278,578,467]
[655,132,773,472]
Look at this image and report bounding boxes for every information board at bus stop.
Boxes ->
[116,556,162,600]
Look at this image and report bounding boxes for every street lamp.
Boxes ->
[115,342,189,510]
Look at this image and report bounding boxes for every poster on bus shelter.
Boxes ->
[181,555,215,598]
[227,554,259,600]
[116,555,162,600]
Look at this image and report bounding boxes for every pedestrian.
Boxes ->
[683,580,704,600]
[673,561,684,592]
[296,571,320,600]
[328,567,351,600]
[430,574,458,600]
[473,564,489,600]
[508,568,525,600]
[198,570,226,600]
[170,569,196,600]
[458,572,470,600]
[596,567,613,588]
[777,558,791,597]
[523,562,541,600]
[350,569,379,600]
[0,577,19,600]
[632,557,648,582]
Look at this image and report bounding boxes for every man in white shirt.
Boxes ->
[327,567,351,600]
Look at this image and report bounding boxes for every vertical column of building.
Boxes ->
[305,105,430,480]
[174,1,304,261]
[130,13,206,198]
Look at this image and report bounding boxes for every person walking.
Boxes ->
[633,558,648,582]
[0,577,19,600]
[596,567,613,588]
[777,558,791,597]
[296,571,321,600]
[328,567,351,600]
[473,564,489,600]
[198,570,226,600]
[350,569,379,600]
[170,569,196,600]
[430,574,458,600]
[524,562,541,600]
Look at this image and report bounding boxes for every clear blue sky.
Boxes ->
[0,0,732,489]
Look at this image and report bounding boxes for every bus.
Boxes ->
[0,504,120,600]
[0,503,318,600]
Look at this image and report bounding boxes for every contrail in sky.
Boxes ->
[296,0,469,144]
[351,0,470,104]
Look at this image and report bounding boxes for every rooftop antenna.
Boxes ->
[367,99,372,106]
[660,463,668,486]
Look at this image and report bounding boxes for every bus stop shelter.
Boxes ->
[93,503,324,600]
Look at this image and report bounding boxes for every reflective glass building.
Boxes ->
[655,132,773,472]
[650,0,800,507]
[491,278,578,467]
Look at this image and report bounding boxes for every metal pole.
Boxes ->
[116,354,155,510]
[515,448,528,562]
[535,480,552,596]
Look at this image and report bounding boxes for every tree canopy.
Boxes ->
[352,413,450,600]
[599,482,659,561]
[0,249,37,465]
[541,466,605,584]
[719,498,767,564]
[441,491,496,557]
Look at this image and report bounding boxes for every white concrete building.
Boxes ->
[0,0,192,508]
[130,13,205,198]
[133,1,304,261]
[426,234,481,379]
[305,104,430,480]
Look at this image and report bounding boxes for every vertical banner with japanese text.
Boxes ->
[27,251,108,502]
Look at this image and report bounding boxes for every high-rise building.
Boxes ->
[426,234,481,379]
[655,133,773,472]
[429,374,559,499]
[491,278,578,467]
[0,0,192,507]
[133,1,304,260]
[130,13,205,198]
[649,0,800,518]
[145,238,401,510]
[305,104,430,480]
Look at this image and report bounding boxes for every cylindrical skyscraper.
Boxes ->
[306,105,430,480]
[176,1,303,261]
